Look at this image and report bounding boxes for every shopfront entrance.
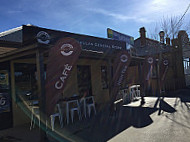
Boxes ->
[77,65,92,96]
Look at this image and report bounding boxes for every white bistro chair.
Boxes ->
[30,106,40,130]
[129,85,141,101]
[30,104,63,131]
[80,96,96,118]
[50,103,63,131]
[67,100,81,123]
[85,96,96,117]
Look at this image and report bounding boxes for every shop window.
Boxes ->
[101,66,108,89]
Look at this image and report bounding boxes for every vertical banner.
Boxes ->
[46,37,81,116]
[142,56,155,93]
[160,58,169,88]
[110,51,131,103]
[143,56,155,81]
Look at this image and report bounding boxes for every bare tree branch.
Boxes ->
[149,15,185,40]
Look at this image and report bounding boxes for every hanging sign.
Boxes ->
[110,51,131,103]
[45,37,81,115]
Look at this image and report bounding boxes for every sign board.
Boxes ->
[107,28,134,49]
[22,25,126,54]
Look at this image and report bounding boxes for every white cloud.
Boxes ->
[87,8,153,23]
[133,0,190,21]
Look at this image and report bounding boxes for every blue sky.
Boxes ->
[0,0,190,39]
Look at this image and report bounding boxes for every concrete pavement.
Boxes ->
[1,89,190,142]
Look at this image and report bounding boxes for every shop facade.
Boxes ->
[0,25,143,129]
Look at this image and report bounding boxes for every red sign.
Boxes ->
[110,51,131,103]
[46,37,81,116]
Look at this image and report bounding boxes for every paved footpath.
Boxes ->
[108,96,190,142]
[0,89,190,142]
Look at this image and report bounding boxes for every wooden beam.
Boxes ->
[0,43,49,63]
[0,40,21,48]
[12,58,48,64]
[0,50,36,62]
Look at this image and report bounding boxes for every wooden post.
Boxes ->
[108,59,112,100]
[158,51,162,96]
[36,49,46,142]
[10,61,16,101]
[139,61,145,105]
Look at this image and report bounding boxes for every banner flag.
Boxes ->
[160,58,169,88]
[143,56,155,81]
[110,51,131,103]
[45,37,81,115]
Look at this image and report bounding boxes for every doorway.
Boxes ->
[77,65,92,96]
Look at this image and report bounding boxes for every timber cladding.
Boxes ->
[0,47,16,55]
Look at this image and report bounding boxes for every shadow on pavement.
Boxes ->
[69,105,157,142]
[172,89,190,110]
[158,98,177,115]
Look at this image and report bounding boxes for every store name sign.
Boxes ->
[78,41,123,50]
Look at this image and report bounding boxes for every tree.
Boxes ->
[161,16,183,39]
[148,15,186,40]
